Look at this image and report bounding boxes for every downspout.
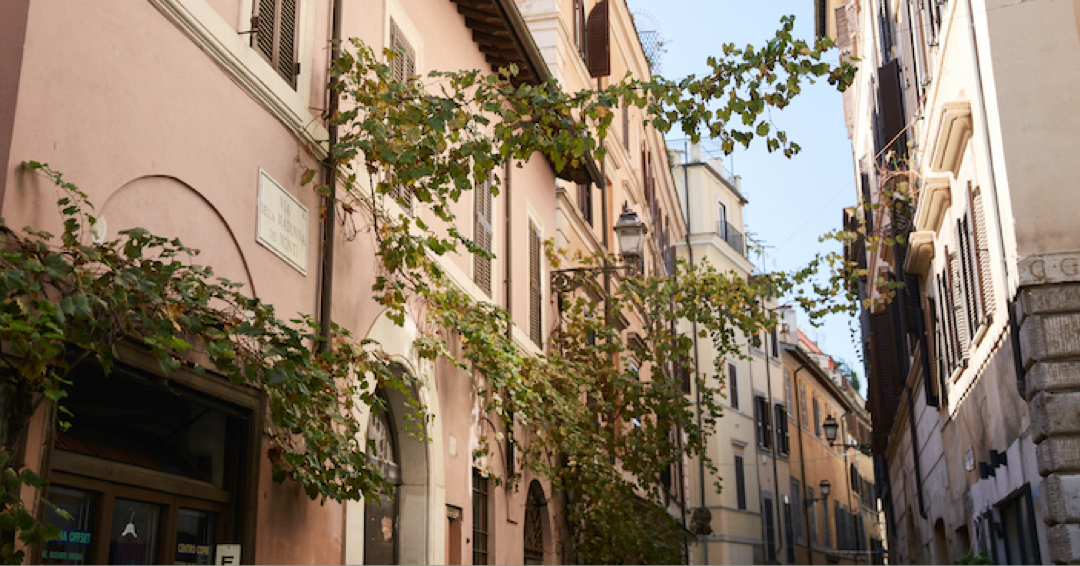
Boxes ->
[793,364,814,565]
[504,159,513,340]
[319,0,343,352]
[681,155,708,565]
[760,299,784,564]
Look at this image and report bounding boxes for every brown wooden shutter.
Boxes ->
[474,181,493,296]
[529,221,542,347]
[876,59,906,158]
[253,0,299,87]
[586,0,610,78]
[622,105,630,150]
[868,307,902,453]
[968,183,995,317]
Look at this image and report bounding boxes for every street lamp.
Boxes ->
[805,479,831,507]
[551,203,647,294]
[823,414,873,455]
[612,203,647,260]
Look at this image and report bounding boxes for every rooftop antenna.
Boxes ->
[632,12,666,75]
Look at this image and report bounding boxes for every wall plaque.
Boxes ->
[257,170,308,274]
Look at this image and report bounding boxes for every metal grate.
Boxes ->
[472,469,489,565]
[529,221,542,347]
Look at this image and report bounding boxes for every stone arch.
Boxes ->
[100,175,256,295]
[343,309,445,565]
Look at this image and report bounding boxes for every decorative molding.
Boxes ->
[147,0,329,159]
[931,101,973,177]
[903,230,935,275]
[914,175,951,233]
[1018,251,1080,287]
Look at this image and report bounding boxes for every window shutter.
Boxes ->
[734,454,747,510]
[390,19,416,82]
[728,364,739,410]
[968,184,995,317]
[474,181,493,296]
[253,0,299,87]
[947,247,970,355]
[876,59,907,159]
[622,105,630,150]
[586,0,610,78]
[529,221,542,347]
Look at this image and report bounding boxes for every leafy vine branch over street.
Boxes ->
[2,18,853,564]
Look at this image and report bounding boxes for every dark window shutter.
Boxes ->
[253,0,299,87]
[529,221,542,347]
[868,307,903,453]
[734,454,746,510]
[622,105,630,150]
[577,183,592,225]
[586,0,610,78]
[876,58,906,158]
[728,364,739,411]
[474,181,493,296]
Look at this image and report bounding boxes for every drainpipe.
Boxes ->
[318,0,343,352]
[681,153,708,565]
[504,159,513,340]
[760,298,784,564]
[793,363,813,565]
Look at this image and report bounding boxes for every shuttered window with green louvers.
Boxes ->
[529,221,542,347]
[253,0,299,87]
[474,180,493,296]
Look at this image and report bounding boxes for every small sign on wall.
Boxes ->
[257,170,309,275]
[215,543,241,565]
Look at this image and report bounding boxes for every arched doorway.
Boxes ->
[524,480,547,565]
[364,399,401,565]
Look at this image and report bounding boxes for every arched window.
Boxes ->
[524,481,546,565]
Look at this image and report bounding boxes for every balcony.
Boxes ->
[717,220,747,258]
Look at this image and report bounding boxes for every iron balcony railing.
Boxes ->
[718,220,747,257]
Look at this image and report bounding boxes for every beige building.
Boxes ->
[821,0,1080,562]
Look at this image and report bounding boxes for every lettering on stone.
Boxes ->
[257,170,309,275]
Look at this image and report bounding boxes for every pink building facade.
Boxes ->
[0,0,605,563]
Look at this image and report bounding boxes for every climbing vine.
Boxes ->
[1,15,855,565]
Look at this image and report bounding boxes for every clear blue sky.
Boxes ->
[626,0,864,387]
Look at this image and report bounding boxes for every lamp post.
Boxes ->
[550,203,647,294]
[822,414,873,455]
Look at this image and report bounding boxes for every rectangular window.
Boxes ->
[718,201,728,239]
[799,383,808,429]
[755,396,772,449]
[622,105,630,151]
[734,453,747,510]
[813,397,822,437]
[770,328,780,358]
[252,0,299,87]
[822,496,831,548]
[474,180,493,296]
[968,183,995,317]
[529,221,542,347]
[389,19,417,82]
[999,485,1042,565]
[763,495,777,563]
[472,469,489,565]
[807,486,818,544]
[774,404,789,455]
[791,478,804,543]
[577,183,593,225]
[728,363,739,410]
[784,497,796,563]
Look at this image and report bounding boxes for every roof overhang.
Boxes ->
[451,0,603,186]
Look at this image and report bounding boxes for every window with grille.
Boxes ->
[763,495,777,563]
[472,469,489,565]
[734,453,747,510]
[755,396,772,449]
[529,221,542,347]
[252,0,300,87]
[474,180,493,295]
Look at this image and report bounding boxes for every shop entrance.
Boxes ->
[41,362,259,565]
